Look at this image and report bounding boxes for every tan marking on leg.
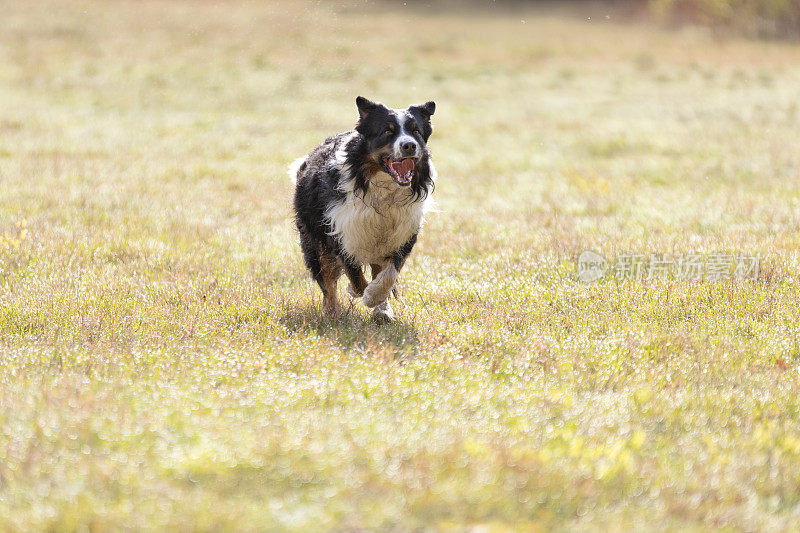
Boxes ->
[319,251,342,316]
[370,263,383,280]
[347,269,368,298]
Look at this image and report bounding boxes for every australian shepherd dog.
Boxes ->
[290,96,437,321]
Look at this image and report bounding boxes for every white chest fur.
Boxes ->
[325,170,434,265]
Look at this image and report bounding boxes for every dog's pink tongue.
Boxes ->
[391,158,414,177]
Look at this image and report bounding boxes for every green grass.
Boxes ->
[2,1,800,530]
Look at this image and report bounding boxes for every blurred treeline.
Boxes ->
[410,0,800,39]
[650,0,800,38]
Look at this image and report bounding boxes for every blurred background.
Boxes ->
[394,0,800,39]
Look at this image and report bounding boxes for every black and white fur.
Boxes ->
[291,96,437,321]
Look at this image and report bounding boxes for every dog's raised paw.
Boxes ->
[362,265,398,308]
[372,301,395,323]
[362,285,387,308]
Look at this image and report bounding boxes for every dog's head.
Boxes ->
[354,96,436,187]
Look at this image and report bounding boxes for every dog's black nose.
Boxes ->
[400,141,417,156]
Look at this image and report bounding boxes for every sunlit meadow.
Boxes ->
[2,0,800,530]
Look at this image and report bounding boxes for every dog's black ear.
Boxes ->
[356,96,378,120]
[411,101,435,119]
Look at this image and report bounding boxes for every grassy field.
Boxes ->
[2,0,800,530]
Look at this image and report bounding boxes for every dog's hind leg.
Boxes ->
[318,250,343,316]
[298,228,340,316]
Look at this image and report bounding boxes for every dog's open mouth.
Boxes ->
[382,157,415,186]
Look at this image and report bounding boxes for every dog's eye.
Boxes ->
[384,128,393,136]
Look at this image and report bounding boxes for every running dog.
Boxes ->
[291,96,437,321]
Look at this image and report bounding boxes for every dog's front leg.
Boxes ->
[362,262,398,309]
[362,235,417,321]
[344,262,368,298]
